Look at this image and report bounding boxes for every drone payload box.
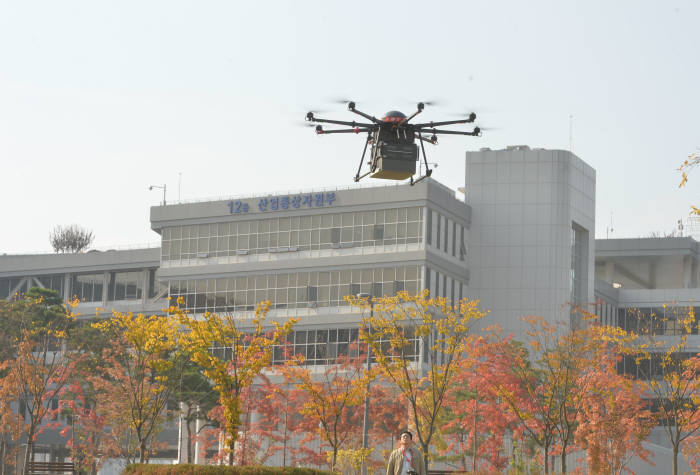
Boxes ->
[370,143,419,180]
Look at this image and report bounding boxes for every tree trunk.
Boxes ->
[421,443,429,474]
[22,424,36,475]
[561,439,567,473]
[138,440,147,464]
[186,418,193,464]
[228,440,235,466]
[0,435,6,475]
[543,444,549,474]
[673,442,679,475]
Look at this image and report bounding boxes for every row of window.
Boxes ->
[170,265,422,313]
[0,278,23,300]
[617,307,698,336]
[209,327,422,367]
[0,270,167,303]
[618,352,696,381]
[161,207,424,261]
[425,267,468,303]
[426,209,467,261]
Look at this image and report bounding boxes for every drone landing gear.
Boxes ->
[410,131,433,186]
[354,133,373,182]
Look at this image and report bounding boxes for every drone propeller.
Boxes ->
[329,97,355,104]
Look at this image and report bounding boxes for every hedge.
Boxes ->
[123,465,331,475]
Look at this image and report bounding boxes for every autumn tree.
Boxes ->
[49,225,94,253]
[0,288,76,475]
[439,333,518,472]
[605,306,700,475]
[348,291,486,470]
[280,351,366,470]
[483,315,607,474]
[92,311,181,463]
[177,301,296,465]
[574,345,654,475]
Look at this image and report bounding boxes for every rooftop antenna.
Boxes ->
[678,219,684,237]
[569,115,573,152]
[606,212,614,239]
[178,172,182,201]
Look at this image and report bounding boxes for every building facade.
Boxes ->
[2,147,697,473]
[464,146,596,335]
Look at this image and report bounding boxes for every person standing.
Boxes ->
[385,430,426,475]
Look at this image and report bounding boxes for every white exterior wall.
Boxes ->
[464,147,595,336]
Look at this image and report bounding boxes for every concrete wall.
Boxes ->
[464,147,596,336]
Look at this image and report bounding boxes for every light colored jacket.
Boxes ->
[385,446,426,475]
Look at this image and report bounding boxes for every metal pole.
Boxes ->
[361,297,373,475]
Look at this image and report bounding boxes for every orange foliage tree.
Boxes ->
[604,306,700,475]
[279,351,366,470]
[573,344,654,475]
[439,333,519,472]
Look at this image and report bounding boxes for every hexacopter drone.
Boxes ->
[305,101,481,185]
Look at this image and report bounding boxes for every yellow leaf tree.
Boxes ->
[177,301,296,465]
[348,291,485,470]
[92,311,180,464]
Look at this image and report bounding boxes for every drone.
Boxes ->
[305,101,481,185]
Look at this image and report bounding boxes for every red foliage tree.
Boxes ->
[574,349,654,474]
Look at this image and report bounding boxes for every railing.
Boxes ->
[27,461,75,474]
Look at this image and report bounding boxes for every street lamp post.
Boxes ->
[148,184,167,205]
[357,292,373,475]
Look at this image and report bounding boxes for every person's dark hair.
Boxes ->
[399,430,413,439]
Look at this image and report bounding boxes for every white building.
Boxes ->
[1,147,697,473]
[465,146,595,335]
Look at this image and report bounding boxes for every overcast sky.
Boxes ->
[1,0,698,254]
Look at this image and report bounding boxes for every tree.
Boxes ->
[348,291,486,470]
[171,360,217,464]
[605,306,700,475]
[439,334,518,472]
[483,316,607,474]
[49,225,94,253]
[91,311,181,463]
[574,347,654,475]
[280,351,366,470]
[0,288,76,475]
[679,151,700,214]
[57,321,121,475]
[177,300,296,465]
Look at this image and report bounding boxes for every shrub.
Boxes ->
[123,465,331,475]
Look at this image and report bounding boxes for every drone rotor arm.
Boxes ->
[399,103,425,125]
[316,127,375,135]
[414,133,437,144]
[412,115,476,128]
[347,106,382,124]
[419,127,481,136]
[309,117,375,128]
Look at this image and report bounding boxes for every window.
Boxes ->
[71,273,104,302]
[169,265,422,313]
[162,207,425,261]
[36,275,65,296]
[109,271,144,301]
